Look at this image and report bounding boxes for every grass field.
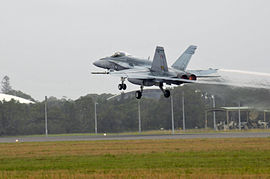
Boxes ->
[0,138,270,178]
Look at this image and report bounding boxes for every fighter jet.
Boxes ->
[92,45,218,99]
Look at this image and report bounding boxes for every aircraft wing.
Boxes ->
[108,68,228,88]
[109,69,196,84]
[109,69,149,78]
[142,75,197,84]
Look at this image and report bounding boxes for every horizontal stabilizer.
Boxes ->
[172,45,197,71]
[188,68,220,77]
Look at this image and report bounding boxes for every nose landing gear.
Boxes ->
[118,77,127,90]
[164,89,170,98]
[118,83,127,90]
[135,86,143,99]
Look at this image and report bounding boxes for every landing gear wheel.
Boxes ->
[118,84,127,90]
[164,90,170,98]
[122,84,127,90]
[118,84,123,90]
[135,91,142,99]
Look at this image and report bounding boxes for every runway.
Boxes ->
[0,132,269,143]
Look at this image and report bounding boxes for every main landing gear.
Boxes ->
[135,83,170,100]
[118,77,127,90]
[159,83,170,98]
[135,86,143,99]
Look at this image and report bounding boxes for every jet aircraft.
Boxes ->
[92,45,218,99]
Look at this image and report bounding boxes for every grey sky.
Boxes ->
[1,0,270,100]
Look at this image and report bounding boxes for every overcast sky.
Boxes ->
[1,0,270,100]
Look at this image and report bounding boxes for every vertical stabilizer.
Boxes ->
[150,46,168,72]
[172,45,197,71]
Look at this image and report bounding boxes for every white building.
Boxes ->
[0,93,35,104]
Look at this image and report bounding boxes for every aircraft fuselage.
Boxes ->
[93,55,152,71]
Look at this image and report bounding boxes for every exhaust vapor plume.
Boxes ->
[198,69,270,90]
[194,69,270,109]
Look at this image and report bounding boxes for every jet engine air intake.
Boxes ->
[180,74,188,79]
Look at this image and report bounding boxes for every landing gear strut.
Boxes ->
[159,83,170,98]
[118,77,127,90]
[135,86,143,99]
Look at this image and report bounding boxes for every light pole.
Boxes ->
[138,100,141,133]
[201,93,209,129]
[94,102,98,134]
[212,95,217,131]
[45,96,48,136]
[171,95,175,134]
[238,101,241,130]
[182,91,185,131]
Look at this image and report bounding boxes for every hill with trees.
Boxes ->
[1,80,270,136]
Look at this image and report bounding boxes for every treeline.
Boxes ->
[1,84,270,136]
[0,86,206,136]
[1,75,270,136]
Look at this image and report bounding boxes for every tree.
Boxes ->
[1,75,12,94]
[0,75,35,101]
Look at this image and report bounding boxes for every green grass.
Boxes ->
[1,151,270,173]
[0,138,270,178]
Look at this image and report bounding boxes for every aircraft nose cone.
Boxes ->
[93,60,102,67]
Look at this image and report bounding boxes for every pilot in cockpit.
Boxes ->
[111,52,126,58]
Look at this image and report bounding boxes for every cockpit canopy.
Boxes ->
[111,51,127,58]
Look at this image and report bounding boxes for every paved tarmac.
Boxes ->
[0,132,269,143]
